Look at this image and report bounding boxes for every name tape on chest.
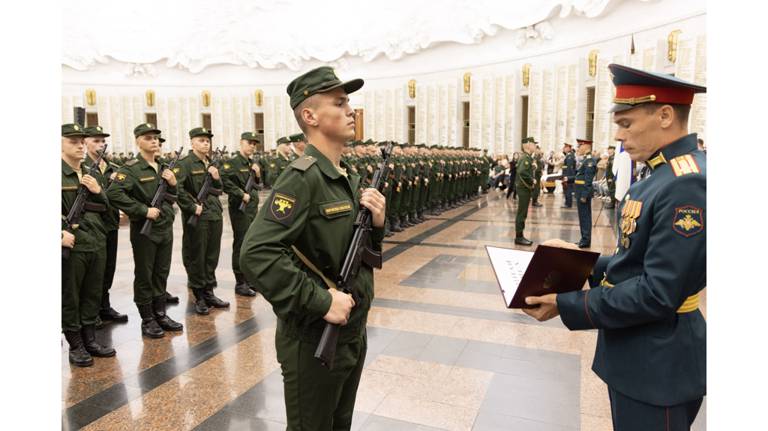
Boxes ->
[320,201,352,218]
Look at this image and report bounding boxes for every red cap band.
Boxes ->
[614,85,695,105]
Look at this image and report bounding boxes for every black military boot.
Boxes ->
[64,330,93,367]
[192,288,210,315]
[203,287,230,308]
[235,281,257,297]
[390,216,403,232]
[514,233,533,246]
[138,303,164,338]
[81,325,116,357]
[411,212,422,224]
[164,291,180,304]
[152,296,183,331]
[100,294,128,323]
[417,211,426,221]
[532,201,543,207]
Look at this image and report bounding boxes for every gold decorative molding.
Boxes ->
[202,90,211,107]
[463,72,471,94]
[254,89,263,107]
[522,64,531,87]
[588,50,599,77]
[145,90,155,107]
[667,30,682,63]
[85,89,96,106]
[407,79,416,99]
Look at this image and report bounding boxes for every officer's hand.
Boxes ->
[208,166,220,180]
[580,197,587,204]
[195,204,203,216]
[62,230,75,248]
[523,294,560,321]
[81,175,101,194]
[541,238,579,250]
[324,288,355,325]
[161,169,177,186]
[360,188,386,228]
[242,193,250,203]
[146,207,161,220]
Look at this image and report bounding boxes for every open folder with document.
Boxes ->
[485,245,600,308]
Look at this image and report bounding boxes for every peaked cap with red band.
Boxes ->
[608,63,706,113]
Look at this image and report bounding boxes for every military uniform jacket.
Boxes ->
[84,154,121,232]
[62,160,108,253]
[563,152,577,183]
[176,152,224,221]
[221,152,259,214]
[515,152,535,190]
[605,155,615,183]
[240,144,385,343]
[574,155,597,199]
[106,156,178,243]
[557,134,706,406]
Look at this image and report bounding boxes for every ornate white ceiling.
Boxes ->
[63,0,625,73]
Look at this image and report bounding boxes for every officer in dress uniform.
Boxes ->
[221,132,261,297]
[561,142,576,208]
[574,139,597,248]
[240,66,386,431]
[524,64,706,431]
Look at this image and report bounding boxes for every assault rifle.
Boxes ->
[314,142,394,369]
[140,146,184,236]
[238,156,261,212]
[186,147,226,227]
[62,145,108,259]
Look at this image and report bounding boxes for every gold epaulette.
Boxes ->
[669,154,700,177]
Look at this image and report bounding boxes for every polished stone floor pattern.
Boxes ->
[62,189,706,431]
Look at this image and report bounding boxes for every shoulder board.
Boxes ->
[124,158,139,166]
[108,162,120,169]
[290,155,317,172]
[669,154,701,177]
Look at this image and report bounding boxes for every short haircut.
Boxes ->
[293,96,320,134]
[641,103,691,126]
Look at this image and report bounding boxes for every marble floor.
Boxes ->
[62,189,706,431]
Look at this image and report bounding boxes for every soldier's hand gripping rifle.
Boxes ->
[186,146,226,227]
[238,156,261,212]
[140,146,184,237]
[314,143,394,369]
[62,144,108,259]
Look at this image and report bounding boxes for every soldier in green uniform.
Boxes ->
[531,144,544,207]
[176,127,230,315]
[83,126,128,324]
[61,123,116,367]
[221,132,261,297]
[514,137,536,245]
[289,132,307,157]
[106,123,184,338]
[240,67,386,431]
[525,64,706,431]
[605,144,617,209]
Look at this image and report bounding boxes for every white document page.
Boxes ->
[485,246,535,307]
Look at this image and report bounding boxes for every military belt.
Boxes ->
[600,279,699,314]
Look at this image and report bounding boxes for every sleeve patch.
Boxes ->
[672,206,704,237]
[265,191,298,227]
[115,173,127,182]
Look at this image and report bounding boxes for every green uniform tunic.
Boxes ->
[515,152,535,235]
[221,153,260,285]
[240,144,384,430]
[176,152,224,291]
[62,160,107,331]
[106,156,177,305]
